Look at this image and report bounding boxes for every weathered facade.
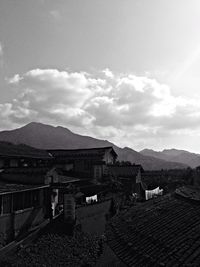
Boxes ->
[0,143,119,247]
[0,183,50,247]
[0,142,53,184]
[108,164,146,198]
[48,147,117,182]
[0,142,54,247]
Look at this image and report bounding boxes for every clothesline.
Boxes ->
[145,187,163,200]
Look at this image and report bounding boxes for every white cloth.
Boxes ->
[86,194,98,203]
[145,187,163,200]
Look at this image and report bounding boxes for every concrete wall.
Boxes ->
[76,200,111,235]
[64,194,75,221]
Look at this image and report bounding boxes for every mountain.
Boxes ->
[140,148,200,168]
[0,122,112,150]
[0,122,187,170]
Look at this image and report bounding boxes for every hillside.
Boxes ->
[0,122,188,170]
[141,148,200,168]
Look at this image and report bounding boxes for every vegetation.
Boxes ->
[142,167,196,193]
[1,230,102,267]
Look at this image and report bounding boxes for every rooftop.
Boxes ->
[0,141,52,159]
[0,182,49,195]
[1,167,49,174]
[0,167,50,185]
[107,191,200,266]
[48,146,117,158]
[176,185,200,201]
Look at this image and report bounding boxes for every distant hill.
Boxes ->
[140,148,200,168]
[0,122,188,170]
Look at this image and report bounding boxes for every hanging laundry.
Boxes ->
[145,187,163,200]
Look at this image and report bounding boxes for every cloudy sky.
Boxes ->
[1,0,200,152]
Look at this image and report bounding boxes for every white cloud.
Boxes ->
[0,42,3,57]
[23,69,92,108]
[49,10,61,21]
[0,103,13,118]
[102,68,114,78]
[4,68,200,150]
[8,74,23,84]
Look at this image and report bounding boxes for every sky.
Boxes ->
[1,0,200,153]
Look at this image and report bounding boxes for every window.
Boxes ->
[0,194,12,215]
[13,190,40,212]
[84,160,91,171]
[13,193,23,211]
[24,191,32,209]
[0,189,42,215]
[94,165,101,179]
[2,194,12,214]
[4,159,10,167]
[32,190,40,207]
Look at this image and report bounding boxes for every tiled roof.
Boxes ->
[48,146,117,158]
[54,176,80,184]
[1,167,49,174]
[0,167,49,185]
[0,182,49,195]
[108,165,143,179]
[106,193,200,266]
[0,141,52,159]
[176,186,200,201]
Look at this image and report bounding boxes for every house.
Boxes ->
[0,141,52,170]
[108,164,146,199]
[0,182,51,247]
[48,146,118,182]
[0,142,57,247]
[106,191,200,266]
[0,142,53,185]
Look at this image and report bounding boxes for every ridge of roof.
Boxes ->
[0,141,52,159]
[48,146,114,152]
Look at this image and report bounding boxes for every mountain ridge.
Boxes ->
[0,122,188,170]
[140,148,200,168]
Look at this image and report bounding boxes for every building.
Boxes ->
[0,142,54,247]
[0,183,50,247]
[0,141,52,169]
[107,189,200,266]
[0,144,119,247]
[0,142,53,184]
[108,164,146,198]
[48,147,117,182]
